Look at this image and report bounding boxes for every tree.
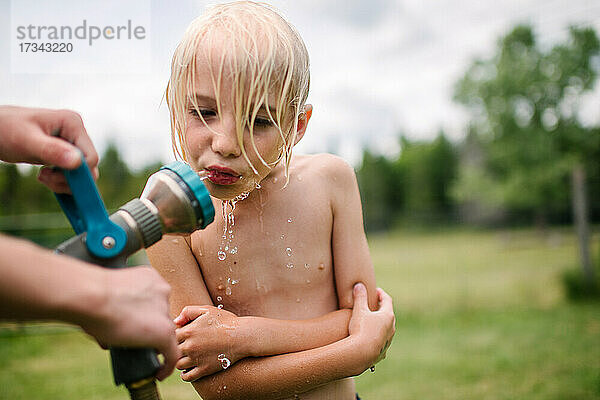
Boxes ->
[356,150,400,231]
[97,142,136,209]
[396,133,458,225]
[454,25,600,287]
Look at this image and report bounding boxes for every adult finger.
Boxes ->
[156,334,180,381]
[38,166,71,193]
[53,110,99,171]
[28,133,82,169]
[352,282,370,312]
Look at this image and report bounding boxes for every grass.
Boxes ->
[1,227,599,399]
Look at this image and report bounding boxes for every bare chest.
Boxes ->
[190,185,338,318]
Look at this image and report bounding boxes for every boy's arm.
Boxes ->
[146,236,352,377]
[190,284,395,400]
[328,155,378,310]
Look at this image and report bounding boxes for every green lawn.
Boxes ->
[1,228,599,399]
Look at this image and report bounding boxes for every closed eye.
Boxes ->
[253,117,273,128]
[189,108,217,120]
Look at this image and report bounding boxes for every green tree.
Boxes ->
[97,143,136,209]
[454,25,600,287]
[357,150,400,231]
[0,163,21,215]
[396,133,458,225]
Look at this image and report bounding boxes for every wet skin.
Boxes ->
[148,47,385,399]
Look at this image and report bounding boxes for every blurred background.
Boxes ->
[1,0,599,399]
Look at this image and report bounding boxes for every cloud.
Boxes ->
[2,0,599,168]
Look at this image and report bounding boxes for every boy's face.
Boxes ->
[183,53,286,200]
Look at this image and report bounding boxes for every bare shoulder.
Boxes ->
[291,153,357,188]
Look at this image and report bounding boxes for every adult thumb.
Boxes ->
[353,282,369,311]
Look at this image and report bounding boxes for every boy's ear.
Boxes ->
[293,104,313,146]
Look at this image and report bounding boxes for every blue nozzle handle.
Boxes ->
[55,151,127,259]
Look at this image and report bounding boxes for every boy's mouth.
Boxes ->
[205,166,241,185]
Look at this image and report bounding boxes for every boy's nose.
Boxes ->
[211,121,241,158]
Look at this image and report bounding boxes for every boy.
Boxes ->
[147,2,395,399]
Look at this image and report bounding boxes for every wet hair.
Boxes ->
[166,1,310,180]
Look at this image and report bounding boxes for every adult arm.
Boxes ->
[0,235,179,380]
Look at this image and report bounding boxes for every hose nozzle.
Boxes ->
[126,378,161,400]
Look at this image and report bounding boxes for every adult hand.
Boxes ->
[348,283,395,369]
[81,266,179,381]
[0,105,99,193]
[174,305,246,382]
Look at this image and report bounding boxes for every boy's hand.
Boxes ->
[349,283,395,369]
[174,305,247,382]
[0,105,99,193]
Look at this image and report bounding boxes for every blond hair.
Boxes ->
[166,1,310,179]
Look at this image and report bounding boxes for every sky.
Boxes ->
[1,0,600,168]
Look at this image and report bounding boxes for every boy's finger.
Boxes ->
[180,366,200,382]
[175,327,188,343]
[352,282,369,311]
[175,306,209,326]
[376,288,394,313]
[176,356,194,370]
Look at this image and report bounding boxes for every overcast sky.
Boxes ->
[1,0,599,168]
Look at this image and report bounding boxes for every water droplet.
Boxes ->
[280,234,285,240]
[286,247,292,257]
[216,296,223,301]
[286,263,294,269]
[225,287,232,295]
[304,263,310,269]
[217,353,231,369]
[230,246,238,254]
[168,268,176,273]
[217,304,224,309]
[255,183,262,189]
[297,175,303,181]
[296,298,301,303]
[318,263,325,270]
[306,279,311,284]
[217,251,226,261]
[231,279,239,285]
[287,218,293,223]
[217,284,225,291]
[273,177,278,183]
